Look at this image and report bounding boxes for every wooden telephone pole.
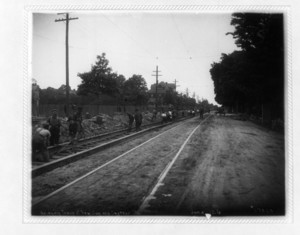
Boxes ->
[152,66,162,109]
[173,79,180,91]
[55,13,78,117]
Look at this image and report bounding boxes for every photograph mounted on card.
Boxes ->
[24,5,291,223]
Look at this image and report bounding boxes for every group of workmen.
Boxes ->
[127,109,143,132]
[32,105,83,162]
[32,106,206,162]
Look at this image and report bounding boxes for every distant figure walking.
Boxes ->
[192,110,195,117]
[127,112,134,132]
[134,109,143,131]
[151,109,157,121]
[68,105,80,145]
[172,110,177,120]
[167,110,172,121]
[199,108,204,119]
[48,109,61,146]
[76,107,84,139]
[161,111,167,124]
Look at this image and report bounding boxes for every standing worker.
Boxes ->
[127,112,134,132]
[161,111,167,124]
[76,107,84,139]
[47,109,61,146]
[68,105,79,145]
[200,108,204,119]
[151,108,157,121]
[134,109,143,131]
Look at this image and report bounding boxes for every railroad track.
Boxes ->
[32,115,211,213]
[32,116,192,177]
[46,120,163,156]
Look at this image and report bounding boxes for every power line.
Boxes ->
[171,14,200,80]
[34,33,87,50]
[76,21,90,36]
[103,14,178,81]
[102,14,154,58]
[171,14,190,56]
[33,33,64,45]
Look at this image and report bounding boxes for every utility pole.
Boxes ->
[173,79,180,91]
[152,65,162,109]
[55,13,78,117]
[185,88,190,97]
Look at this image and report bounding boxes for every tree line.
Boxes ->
[38,53,149,106]
[37,52,217,111]
[210,13,284,121]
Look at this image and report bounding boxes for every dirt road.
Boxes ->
[146,116,285,216]
[32,115,285,216]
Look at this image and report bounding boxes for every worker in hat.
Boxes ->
[47,109,61,146]
[68,105,84,146]
[134,109,143,131]
[127,112,134,133]
[76,107,84,139]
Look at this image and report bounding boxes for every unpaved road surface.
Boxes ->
[32,115,284,216]
[146,116,285,216]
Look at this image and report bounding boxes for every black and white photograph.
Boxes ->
[2,0,300,234]
[30,11,285,217]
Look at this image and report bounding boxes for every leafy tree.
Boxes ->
[77,53,117,98]
[111,73,126,109]
[211,51,263,108]
[175,93,195,110]
[39,85,80,105]
[123,74,148,105]
[163,89,178,106]
[210,13,284,119]
[229,13,284,106]
[197,99,218,112]
[114,74,126,95]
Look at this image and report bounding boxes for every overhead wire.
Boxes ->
[99,14,165,79]
[171,13,201,97]
[33,33,87,51]
[37,13,203,89]
[104,13,180,82]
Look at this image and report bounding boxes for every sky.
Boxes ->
[32,12,238,105]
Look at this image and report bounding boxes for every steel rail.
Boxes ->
[32,116,192,178]
[31,116,199,207]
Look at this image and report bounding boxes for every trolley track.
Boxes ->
[35,120,165,162]
[32,116,192,177]
[32,115,211,214]
[46,120,164,156]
